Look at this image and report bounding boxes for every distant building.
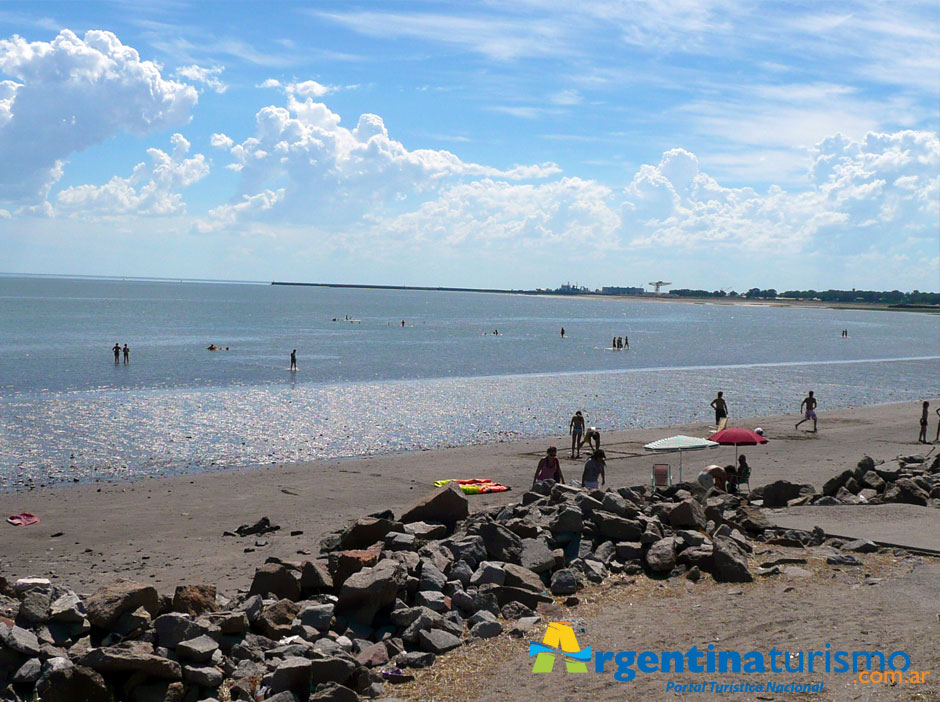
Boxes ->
[601,286,645,296]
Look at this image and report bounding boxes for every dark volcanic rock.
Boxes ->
[248,563,301,601]
[400,483,468,525]
[80,641,182,679]
[337,558,406,626]
[84,580,159,629]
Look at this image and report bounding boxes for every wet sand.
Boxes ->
[0,400,933,595]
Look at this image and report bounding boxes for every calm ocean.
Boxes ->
[1,276,937,489]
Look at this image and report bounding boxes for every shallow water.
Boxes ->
[1,277,937,489]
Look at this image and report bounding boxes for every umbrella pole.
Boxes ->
[679,450,683,482]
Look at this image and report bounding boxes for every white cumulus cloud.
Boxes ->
[0,29,198,206]
[200,95,560,231]
[56,133,209,217]
[173,64,227,94]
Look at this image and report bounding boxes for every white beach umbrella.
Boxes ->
[643,435,719,482]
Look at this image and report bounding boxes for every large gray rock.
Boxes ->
[469,561,505,586]
[13,657,42,683]
[301,561,334,591]
[444,536,487,568]
[474,522,523,563]
[418,561,447,591]
[405,521,449,540]
[309,655,357,685]
[418,628,462,654]
[298,602,334,631]
[400,483,468,525]
[549,506,583,533]
[645,538,677,572]
[337,558,406,626]
[248,563,301,601]
[762,481,816,508]
[860,471,886,492]
[1,622,41,656]
[520,538,555,574]
[668,499,707,529]
[311,682,361,701]
[502,563,546,592]
[153,613,208,649]
[883,478,929,506]
[470,620,503,639]
[711,538,752,582]
[183,664,223,687]
[270,656,313,696]
[35,663,110,702]
[176,634,219,662]
[18,589,52,623]
[592,511,643,541]
[84,579,159,629]
[79,641,182,679]
[549,569,579,595]
[340,517,396,550]
[615,541,643,561]
[49,593,87,623]
[822,470,854,497]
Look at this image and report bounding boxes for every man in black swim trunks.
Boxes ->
[290,349,297,371]
[122,344,129,364]
[112,342,120,363]
[710,391,728,428]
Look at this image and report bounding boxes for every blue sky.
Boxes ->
[0,1,938,291]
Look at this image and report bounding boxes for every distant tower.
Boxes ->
[648,281,672,294]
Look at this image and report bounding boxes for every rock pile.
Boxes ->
[2,479,825,701]
[755,454,940,508]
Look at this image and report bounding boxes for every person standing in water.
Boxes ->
[611,336,617,350]
[122,344,129,364]
[112,343,121,363]
[290,349,297,371]
[710,391,728,428]
[624,335,629,349]
[918,401,930,443]
[796,390,818,432]
[560,327,565,338]
[401,320,405,327]
[569,410,585,458]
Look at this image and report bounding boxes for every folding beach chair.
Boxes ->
[651,464,673,490]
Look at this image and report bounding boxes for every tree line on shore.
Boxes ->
[666,288,939,305]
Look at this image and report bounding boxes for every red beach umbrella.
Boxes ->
[708,427,768,461]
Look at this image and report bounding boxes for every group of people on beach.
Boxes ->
[697,455,749,494]
[111,343,129,364]
[918,401,940,444]
[533,445,607,490]
[612,335,629,349]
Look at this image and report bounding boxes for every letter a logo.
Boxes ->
[529,622,590,673]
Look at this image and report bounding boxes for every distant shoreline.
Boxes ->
[2,273,935,313]
[272,280,938,313]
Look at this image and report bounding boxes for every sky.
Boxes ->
[0,1,938,292]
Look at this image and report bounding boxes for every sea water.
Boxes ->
[0,276,937,489]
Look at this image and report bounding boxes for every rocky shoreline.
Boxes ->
[3,451,937,702]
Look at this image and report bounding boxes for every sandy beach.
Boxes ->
[1,400,934,594]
